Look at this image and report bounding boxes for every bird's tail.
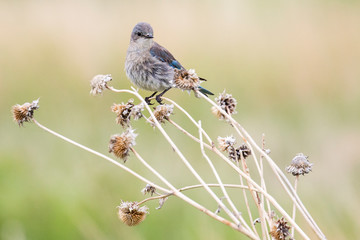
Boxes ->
[198,86,214,97]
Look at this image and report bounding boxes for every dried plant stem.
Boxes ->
[168,119,212,150]
[260,134,272,216]
[162,96,289,238]
[32,119,169,193]
[107,87,314,239]
[129,149,257,238]
[199,92,325,239]
[240,158,267,240]
[162,96,213,144]
[33,119,256,238]
[236,160,258,236]
[138,183,260,206]
[291,175,299,237]
[163,97,309,239]
[123,87,246,229]
[198,121,253,234]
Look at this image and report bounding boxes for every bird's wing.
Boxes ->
[150,42,184,70]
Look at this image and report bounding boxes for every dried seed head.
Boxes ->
[174,69,201,91]
[270,217,291,240]
[117,201,148,226]
[229,144,252,162]
[217,136,236,152]
[141,184,156,196]
[108,128,137,162]
[90,74,112,95]
[148,104,174,127]
[211,90,237,121]
[111,100,134,128]
[131,103,144,120]
[239,144,252,159]
[286,153,313,176]
[12,99,39,126]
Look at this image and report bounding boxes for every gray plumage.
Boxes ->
[125,22,175,92]
[125,22,213,104]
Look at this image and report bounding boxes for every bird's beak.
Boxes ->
[144,34,153,39]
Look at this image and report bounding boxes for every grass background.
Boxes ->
[1,0,360,239]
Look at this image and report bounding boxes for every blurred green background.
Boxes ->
[1,0,360,239]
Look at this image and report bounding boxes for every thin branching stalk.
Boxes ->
[260,134,272,217]
[168,119,212,150]
[239,155,268,239]
[32,119,170,193]
[164,96,310,239]
[138,183,260,206]
[163,94,311,238]
[116,87,244,229]
[198,121,251,234]
[131,146,245,229]
[33,118,256,238]
[291,175,299,237]
[16,80,326,240]
[199,91,325,239]
[237,160,258,236]
[164,98,252,232]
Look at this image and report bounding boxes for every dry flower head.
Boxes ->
[109,128,137,162]
[270,217,291,240]
[229,144,252,162]
[217,136,236,152]
[111,100,135,128]
[174,69,203,96]
[286,153,313,176]
[141,184,156,196]
[212,90,237,121]
[131,102,144,120]
[90,74,112,95]
[12,99,39,126]
[148,104,174,127]
[117,201,148,226]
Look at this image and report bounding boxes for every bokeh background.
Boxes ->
[1,0,360,239]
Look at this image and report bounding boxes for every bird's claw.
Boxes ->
[155,95,163,105]
[145,96,154,105]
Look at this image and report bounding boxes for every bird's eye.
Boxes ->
[136,32,141,36]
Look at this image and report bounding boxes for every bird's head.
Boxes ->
[130,22,154,44]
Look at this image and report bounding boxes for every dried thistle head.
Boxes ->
[270,217,291,240]
[131,103,144,120]
[148,104,174,127]
[108,128,137,162]
[111,100,134,128]
[217,136,236,152]
[12,99,39,126]
[229,144,252,162]
[174,69,201,91]
[286,153,313,176]
[141,184,156,196]
[211,90,237,121]
[90,74,112,95]
[117,201,148,226]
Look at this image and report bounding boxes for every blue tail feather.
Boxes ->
[198,86,214,96]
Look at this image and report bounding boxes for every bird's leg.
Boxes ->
[155,88,171,105]
[145,91,158,105]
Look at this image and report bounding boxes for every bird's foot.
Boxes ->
[145,91,158,105]
[155,95,163,105]
[145,96,154,105]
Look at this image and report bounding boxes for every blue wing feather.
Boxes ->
[150,42,184,70]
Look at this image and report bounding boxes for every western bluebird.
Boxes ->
[125,22,213,105]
